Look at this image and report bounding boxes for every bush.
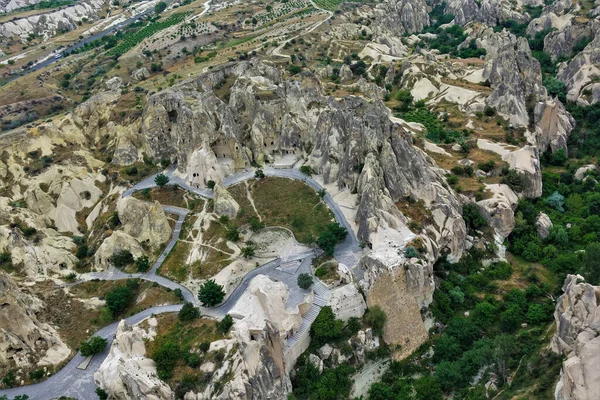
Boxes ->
[297,273,313,289]
[217,314,234,333]
[478,160,496,173]
[299,165,313,176]
[152,341,180,379]
[364,306,387,335]
[289,65,302,75]
[255,168,265,178]
[316,223,348,256]
[198,279,225,306]
[80,336,108,356]
[346,316,361,335]
[96,387,108,400]
[404,246,420,258]
[135,256,150,272]
[241,246,255,258]
[178,302,200,322]
[174,288,183,299]
[154,173,170,187]
[501,169,526,192]
[207,180,216,189]
[225,226,240,242]
[112,249,133,268]
[462,204,487,232]
[105,285,133,315]
[248,216,265,232]
[310,306,344,346]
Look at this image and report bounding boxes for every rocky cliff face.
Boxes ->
[141,60,466,262]
[373,0,430,37]
[0,0,43,13]
[0,0,107,41]
[116,197,172,250]
[0,272,70,377]
[96,275,299,400]
[443,0,528,27]
[552,275,600,400]
[558,31,600,104]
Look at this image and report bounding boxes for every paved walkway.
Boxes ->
[0,166,362,399]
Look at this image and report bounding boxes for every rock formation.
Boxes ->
[212,185,240,219]
[552,275,600,400]
[0,272,70,376]
[116,197,172,250]
[373,0,430,37]
[94,318,173,400]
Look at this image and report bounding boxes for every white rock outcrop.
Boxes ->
[0,272,70,372]
[212,184,240,219]
[552,275,600,400]
[116,197,172,249]
[94,318,172,400]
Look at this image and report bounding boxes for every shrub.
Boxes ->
[80,336,108,356]
[154,173,169,187]
[316,223,348,256]
[462,204,487,232]
[241,246,255,258]
[299,165,313,176]
[478,160,496,173]
[105,285,133,315]
[173,288,183,299]
[404,246,420,258]
[96,387,108,400]
[198,279,225,306]
[135,256,150,272]
[152,341,180,379]
[364,306,387,335]
[297,273,313,289]
[112,249,133,268]
[310,306,344,346]
[225,226,240,242]
[346,316,361,335]
[255,169,265,178]
[217,314,234,333]
[207,180,216,189]
[178,302,200,322]
[501,169,526,192]
[248,216,265,232]
[289,65,302,75]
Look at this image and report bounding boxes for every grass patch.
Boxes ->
[133,185,205,211]
[231,177,335,244]
[158,241,192,282]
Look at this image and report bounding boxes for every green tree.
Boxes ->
[80,336,108,356]
[500,303,524,332]
[435,361,464,391]
[154,1,167,13]
[364,305,387,335]
[207,180,216,189]
[310,306,344,346]
[526,303,548,324]
[299,165,313,176]
[472,301,496,327]
[135,256,150,272]
[225,226,240,242]
[297,273,313,289]
[289,65,302,75]
[105,285,133,315]
[493,334,517,383]
[241,246,255,258]
[413,376,443,400]
[178,302,200,322]
[96,387,108,400]
[152,341,180,379]
[154,173,169,187]
[583,242,600,284]
[368,382,395,400]
[111,249,133,268]
[433,335,461,362]
[198,279,225,306]
[217,314,234,333]
[248,216,265,231]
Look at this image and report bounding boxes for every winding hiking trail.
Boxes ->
[0,166,362,400]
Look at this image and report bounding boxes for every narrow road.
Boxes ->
[0,165,362,400]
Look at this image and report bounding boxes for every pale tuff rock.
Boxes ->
[442,0,529,27]
[360,255,429,358]
[96,276,297,399]
[111,122,142,166]
[339,64,353,83]
[186,147,226,188]
[502,146,542,198]
[482,36,547,127]
[558,34,600,104]
[0,0,107,41]
[373,0,430,37]
[307,354,324,373]
[140,60,466,261]
[574,164,598,181]
[0,272,70,373]
[94,231,145,269]
[213,184,240,219]
[116,197,172,250]
[526,12,571,36]
[533,98,575,155]
[191,275,298,399]
[94,319,173,400]
[0,226,78,277]
[543,20,600,60]
[131,67,150,82]
[55,177,103,234]
[536,212,553,239]
[476,184,519,241]
[329,284,367,322]
[0,0,44,13]
[552,275,600,400]
[346,328,380,365]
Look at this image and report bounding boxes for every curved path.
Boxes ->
[0,166,362,399]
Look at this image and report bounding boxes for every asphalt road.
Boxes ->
[0,165,361,400]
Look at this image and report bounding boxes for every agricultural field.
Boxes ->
[312,0,341,11]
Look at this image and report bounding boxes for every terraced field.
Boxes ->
[312,0,341,11]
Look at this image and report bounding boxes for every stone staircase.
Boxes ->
[285,279,331,349]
